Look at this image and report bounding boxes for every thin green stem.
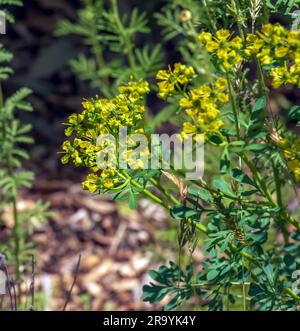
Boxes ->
[150,177,181,205]
[232,0,245,40]
[242,155,273,203]
[110,0,136,70]
[118,170,300,303]
[257,59,268,97]
[272,161,289,243]
[202,0,217,32]
[119,170,170,209]
[242,155,300,231]
[273,163,283,208]
[0,82,21,304]
[90,13,110,91]
[226,71,240,140]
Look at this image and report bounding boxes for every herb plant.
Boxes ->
[0,0,52,309]
[61,0,300,311]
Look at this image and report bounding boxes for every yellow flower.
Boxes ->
[204,119,224,133]
[216,92,229,103]
[206,40,219,52]
[270,66,286,88]
[62,79,149,191]
[257,48,272,65]
[215,29,231,42]
[275,135,300,184]
[270,63,300,88]
[275,47,289,58]
[200,24,300,88]
[82,173,99,193]
[118,80,150,101]
[198,32,213,44]
[214,77,228,91]
[183,122,197,134]
[229,36,243,50]
[101,169,120,189]
[156,63,195,99]
[199,29,243,70]
[244,34,264,56]
[179,77,229,142]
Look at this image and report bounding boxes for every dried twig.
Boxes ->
[62,254,82,311]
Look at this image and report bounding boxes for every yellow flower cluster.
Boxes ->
[245,24,300,88]
[198,29,243,70]
[61,80,150,193]
[82,169,121,192]
[179,77,229,140]
[156,63,195,99]
[199,24,300,88]
[276,137,300,184]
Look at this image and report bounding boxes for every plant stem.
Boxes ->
[226,71,240,140]
[233,0,245,40]
[242,155,300,231]
[150,177,181,205]
[272,162,283,207]
[118,170,300,303]
[90,8,110,92]
[110,0,136,70]
[0,83,22,304]
[202,0,217,32]
[119,170,170,209]
[272,161,289,243]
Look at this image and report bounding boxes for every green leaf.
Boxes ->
[248,97,266,139]
[243,143,267,153]
[212,178,234,196]
[129,189,138,209]
[142,285,169,304]
[170,205,201,220]
[228,140,245,153]
[207,269,219,281]
[209,134,224,145]
[188,187,213,203]
[231,168,255,187]
[220,147,230,174]
[253,97,266,113]
[288,105,300,119]
[283,255,296,270]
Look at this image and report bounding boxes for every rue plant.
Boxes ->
[62,0,300,311]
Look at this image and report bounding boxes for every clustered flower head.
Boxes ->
[199,23,300,88]
[156,63,195,99]
[61,80,150,193]
[179,77,229,141]
[82,169,120,193]
[245,24,300,88]
[198,29,243,70]
[156,62,229,142]
[271,132,300,184]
